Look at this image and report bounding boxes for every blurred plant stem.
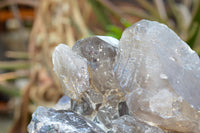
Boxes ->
[0,0,38,8]
[136,0,161,21]
[0,61,30,70]
[0,70,29,82]
[96,0,123,20]
[154,0,167,21]
[187,0,200,49]
[88,0,111,28]
[0,84,20,97]
[5,51,29,59]
[9,71,38,133]
[71,0,90,37]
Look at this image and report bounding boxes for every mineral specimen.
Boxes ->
[28,19,200,133]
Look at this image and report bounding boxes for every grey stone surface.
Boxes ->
[28,106,105,133]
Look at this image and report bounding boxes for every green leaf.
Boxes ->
[106,25,123,39]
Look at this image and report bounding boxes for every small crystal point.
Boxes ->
[52,44,89,100]
[53,95,71,110]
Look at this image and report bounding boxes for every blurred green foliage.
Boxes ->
[89,0,200,55]
[106,19,132,39]
[187,3,200,49]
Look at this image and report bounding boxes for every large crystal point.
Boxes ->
[115,20,200,132]
[52,44,89,100]
[28,106,105,133]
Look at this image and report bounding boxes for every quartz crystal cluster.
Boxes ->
[28,20,200,133]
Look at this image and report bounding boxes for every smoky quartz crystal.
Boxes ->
[28,20,200,133]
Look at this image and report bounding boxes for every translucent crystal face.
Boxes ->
[72,36,119,94]
[73,36,117,70]
[115,20,200,132]
[52,44,89,100]
[116,20,200,110]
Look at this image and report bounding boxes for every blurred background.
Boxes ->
[0,0,199,133]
